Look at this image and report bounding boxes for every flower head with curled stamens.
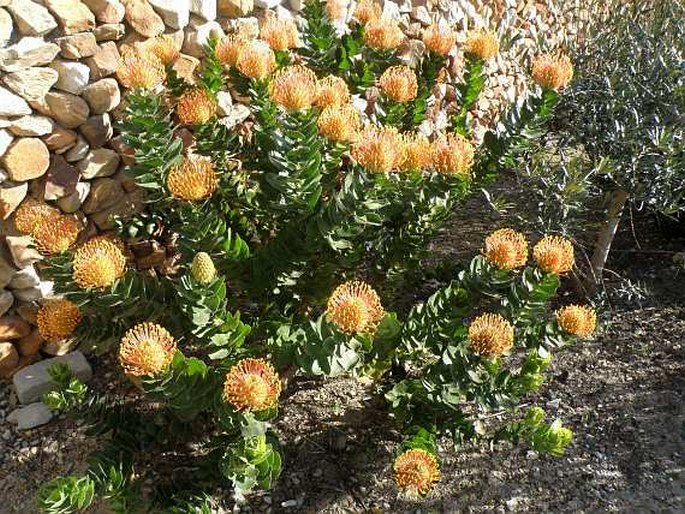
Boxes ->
[533,235,574,274]
[556,305,596,337]
[326,0,346,20]
[468,313,514,358]
[422,24,455,56]
[176,88,217,125]
[400,133,431,171]
[216,34,248,66]
[326,281,384,334]
[483,228,528,270]
[119,323,177,377]
[14,198,60,235]
[145,34,179,65]
[236,40,277,80]
[464,30,500,60]
[379,65,418,103]
[393,449,440,496]
[116,46,165,90]
[317,104,361,142]
[316,75,350,108]
[351,126,404,173]
[363,18,404,50]
[72,235,127,290]
[37,299,82,343]
[431,134,475,177]
[223,358,282,412]
[269,65,318,111]
[260,16,300,51]
[353,0,381,25]
[167,155,217,201]
[531,53,574,91]
[34,215,81,255]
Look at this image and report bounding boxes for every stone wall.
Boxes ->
[0,0,581,378]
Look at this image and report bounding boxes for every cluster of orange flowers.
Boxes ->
[482,229,575,275]
[326,280,385,334]
[37,299,82,343]
[166,155,218,201]
[72,235,127,290]
[14,198,82,255]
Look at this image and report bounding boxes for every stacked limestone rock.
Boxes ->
[0,0,580,380]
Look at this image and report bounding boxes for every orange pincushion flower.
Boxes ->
[430,134,475,177]
[317,104,361,142]
[326,280,384,334]
[353,0,381,25]
[236,40,277,80]
[533,235,574,274]
[223,358,282,412]
[216,34,248,66]
[72,235,127,290]
[37,299,82,343]
[363,18,404,50]
[260,16,300,51]
[393,449,440,496]
[351,125,404,173]
[379,65,418,103]
[176,88,217,125]
[483,228,528,270]
[316,75,350,108]
[400,133,431,171]
[531,53,574,91]
[269,65,318,111]
[468,313,514,358]
[326,0,346,20]
[14,198,60,235]
[34,215,82,255]
[145,34,179,65]
[167,155,217,201]
[464,30,500,60]
[116,46,165,90]
[422,24,455,56]
[556,305,597,337]
[119,322,176,377]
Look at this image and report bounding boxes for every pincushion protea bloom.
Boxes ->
[34,215,81,255]
[145,34,179,65]
[269,65,318,111]
[363,18,404,50]
[400,133,431,171]
[72,235,127,290]
[430,134,475,177]
[119,322,177,377]
[393,449,440,496]
[468,313,514,358]
[483,228,528,270]
[236,40,277,80]
[167,155,217,201]
[37,299,82,342]
[316,75,350,108]
[351,125,404,173]
[260,16,300,51]
[116,46,165,90]
[14,198,59,235]
[216,34,248,66]
[326,280,384,334]
[191,252,216,284]
[464,30,500,60]
[317,104,361,142]
[326,0,346,20]
[531,53,573,91]
[379,65,418,103]
[533,235,574,274]
[223,358,282,412]
[353,0,381,25]
[422,24,455,56]
[176,88,217,125]
[556,305,596,337]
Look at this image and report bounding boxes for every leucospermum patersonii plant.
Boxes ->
[34,0,579,510]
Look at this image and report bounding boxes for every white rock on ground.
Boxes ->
[0,86,31,117]
[6,0,58,36]
[190,0,215,21]
[0,289,13,316]
[0,37,60,72]
[0,128,13,157]
[149,0,190,29]
[0,7,13,44]
[2,66,59,101]
[7,402,53,429]
[50,60,91,95]
[8,115,54,137]
[13,351,92,404]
